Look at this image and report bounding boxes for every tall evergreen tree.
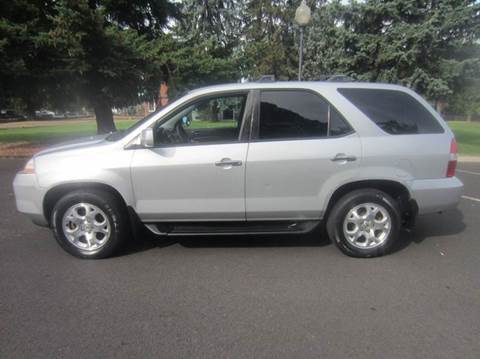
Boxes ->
[0,0,59,114]
[2,0,479,124]
[241,1,323,80]
[151,34,239,97]
[242,0,297,80]
[0,0,176,133]
[177,0,243,50]
[46,0,175,133]
[304,0,480,107]
[161,0,242,94]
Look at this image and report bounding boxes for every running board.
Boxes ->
[144,220,320,236]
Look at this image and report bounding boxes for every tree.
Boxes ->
[152,35,239,97]
[2,0,480,124]
[240,1,324,80]
[44,0,175,133]
[304,0,480,108]
[0,0,61,114]
[155,0,241,97]
[177,0,243,51]
[241,0,297,80]
[0,0,176,133]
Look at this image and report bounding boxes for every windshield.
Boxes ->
[105,111,159,141]
[105,94,188,141]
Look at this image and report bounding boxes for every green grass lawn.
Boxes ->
[0,119,237,146]
[0,120,136,145]
[1,118,479,156]
[189,119,237,129]
[447,121,480,156]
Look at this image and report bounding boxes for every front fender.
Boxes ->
[35,146,135,207]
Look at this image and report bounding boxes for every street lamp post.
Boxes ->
[295,0,312,81]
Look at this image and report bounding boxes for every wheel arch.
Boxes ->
[324,179,418,223]
[43,182,129,226]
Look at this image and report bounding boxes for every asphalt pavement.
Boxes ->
[1,159,479,358]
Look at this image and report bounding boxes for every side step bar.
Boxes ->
[145,220,320,236]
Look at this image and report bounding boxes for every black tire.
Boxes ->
[326,189,401,258]
[51,189,130,259]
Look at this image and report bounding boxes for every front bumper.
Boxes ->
[411,176,463,215]
[12,173,48,226]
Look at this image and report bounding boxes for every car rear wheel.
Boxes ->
[51,189,129,259]
[326,189,401,258]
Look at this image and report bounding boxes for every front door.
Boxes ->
[131,92,252,222]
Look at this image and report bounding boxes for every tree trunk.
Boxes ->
[24,97,38,119]
[93,99,116,134]
[211,100,219,122]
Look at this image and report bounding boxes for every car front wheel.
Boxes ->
[326,189,401,258]
[51,189,129,259]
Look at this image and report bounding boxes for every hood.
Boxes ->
[35,134,110,157]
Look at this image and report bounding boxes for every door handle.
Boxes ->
[331,153,357,162]
[215,158,243,167]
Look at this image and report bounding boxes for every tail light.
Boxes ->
[446,139,457,177]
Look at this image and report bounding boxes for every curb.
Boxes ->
[458,156,480,163]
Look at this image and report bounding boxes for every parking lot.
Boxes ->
[1,158,479,358]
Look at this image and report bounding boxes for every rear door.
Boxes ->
[245,89,361,220]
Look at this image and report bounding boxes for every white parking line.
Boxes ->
[457,169,480,176]
[462,195,480,203]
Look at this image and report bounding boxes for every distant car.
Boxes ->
[35,109,55,119]
[63,111,88,118]
[13,81,463,259]
[0,110,26,122]
[64,111,77,118]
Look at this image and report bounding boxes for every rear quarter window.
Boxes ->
[338,88,444,135]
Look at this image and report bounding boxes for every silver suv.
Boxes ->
[13,82,463,258]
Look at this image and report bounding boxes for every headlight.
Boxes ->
[19,158,35,174]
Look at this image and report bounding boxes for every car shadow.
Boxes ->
[122,209,466,256]
[392,208,466,253]
[121,224,331,256]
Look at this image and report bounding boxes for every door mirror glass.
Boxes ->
[181,115,191,127]
[140,128,154,148]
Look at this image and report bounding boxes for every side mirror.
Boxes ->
[140,128,154,148]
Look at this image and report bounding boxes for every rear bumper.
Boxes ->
[410,177,463,215]
[12,173,48,226]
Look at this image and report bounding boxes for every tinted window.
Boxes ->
[338,88,444,135]
[329,108,353,136]
[259,90,352,140]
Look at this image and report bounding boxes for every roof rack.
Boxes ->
[325,74,354,82]
[257,75,276,82]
